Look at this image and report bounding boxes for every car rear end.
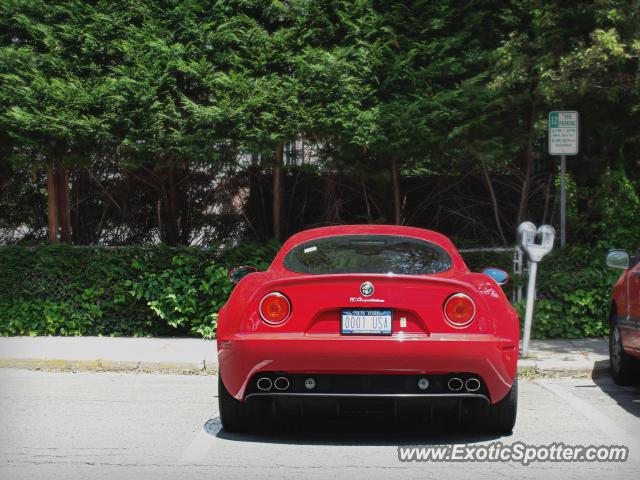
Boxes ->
[217,228,519,431]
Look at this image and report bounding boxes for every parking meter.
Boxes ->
[517,222,537,252]
[518,223,556,357]
[522,224,555,263]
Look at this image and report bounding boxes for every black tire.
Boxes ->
[609,313,639,386]
[218,375,251,432]
[482,376,518,435]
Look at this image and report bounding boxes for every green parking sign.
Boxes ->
[548,111,578,155]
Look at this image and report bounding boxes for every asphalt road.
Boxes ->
[0,369,639,480]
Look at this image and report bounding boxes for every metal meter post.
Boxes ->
[518,222,556,358]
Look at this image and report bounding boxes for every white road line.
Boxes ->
[537,380,640,462]
[179,418,221,464]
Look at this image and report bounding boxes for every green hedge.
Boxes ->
[0,243,278,338]
[462,247,620,338]
[0,241,623,339]
[529,247,619,338]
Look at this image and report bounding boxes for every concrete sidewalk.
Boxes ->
[0,336,609,377]
[518,338,609,377]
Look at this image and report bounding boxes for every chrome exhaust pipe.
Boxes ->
[465,377,481,392]
[447,377,464,392]
[257,377,272,391]
[274,376,290,391]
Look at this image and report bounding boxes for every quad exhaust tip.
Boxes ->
[274,376,290,391]
[447,377,464,392]
[465,378,481,392]
[257,377,273,391]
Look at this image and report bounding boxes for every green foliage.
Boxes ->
[524,246,618,339]
[0,237,629,339]
[0,1,638,339]
[583,167,640,250]
[528,167,640,338]
[2,0,639,244]
[216,241,280,272]
[127,251,233,338]
[461,246,618,339]
[461,169,640,339]
[0,0,116,164]
[0,242,277,338]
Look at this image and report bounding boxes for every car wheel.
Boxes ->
[218,375,250,432]
[481,376,517,435]
[609,315,639,386]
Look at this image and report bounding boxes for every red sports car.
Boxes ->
[606,248,640,385]
[217,225,519,433]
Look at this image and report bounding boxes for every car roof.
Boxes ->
[271,225,467,272]
[282,224,453,246]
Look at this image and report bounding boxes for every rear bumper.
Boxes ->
[218,333,518,404]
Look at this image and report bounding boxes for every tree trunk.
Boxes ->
[251,155,268,241]
[164,167,180,245]
[272,144,284,241]
[541,172,554,224]
[158,166,188,246]
[517,147,533,226]
[324,175,341,224]
[57,164,71,243]
[47,166,59,243]
[517,107,535,226]
[156,199,163,241]
[179,165,191,245]
[362,177,372,221]
[481,161,507,245]
[47,163,71,243]
[72,169,86,244]
[390,159,402,225]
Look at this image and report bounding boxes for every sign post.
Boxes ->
[560,154,566,248]
[548,111,578,248]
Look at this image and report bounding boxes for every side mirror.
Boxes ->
[605,250,630,270]
[228,265,258,284]
[481,267,509,286]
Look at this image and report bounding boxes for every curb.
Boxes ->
[518,362,609,379]
[0,359,216,375]
[0,358,607,378]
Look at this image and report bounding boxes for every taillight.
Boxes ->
[259,292,291,325]
[444,293,475,328]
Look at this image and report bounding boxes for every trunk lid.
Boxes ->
[244,273,492,336]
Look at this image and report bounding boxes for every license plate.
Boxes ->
[341,309,393,335]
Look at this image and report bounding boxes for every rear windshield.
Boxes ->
[283,234,452,275]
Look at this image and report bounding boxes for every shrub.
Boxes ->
[0,238,628,339]
[523,246,620,338]
[460,247,619,339]
[0,243,278,338]
[126,249,233,338]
